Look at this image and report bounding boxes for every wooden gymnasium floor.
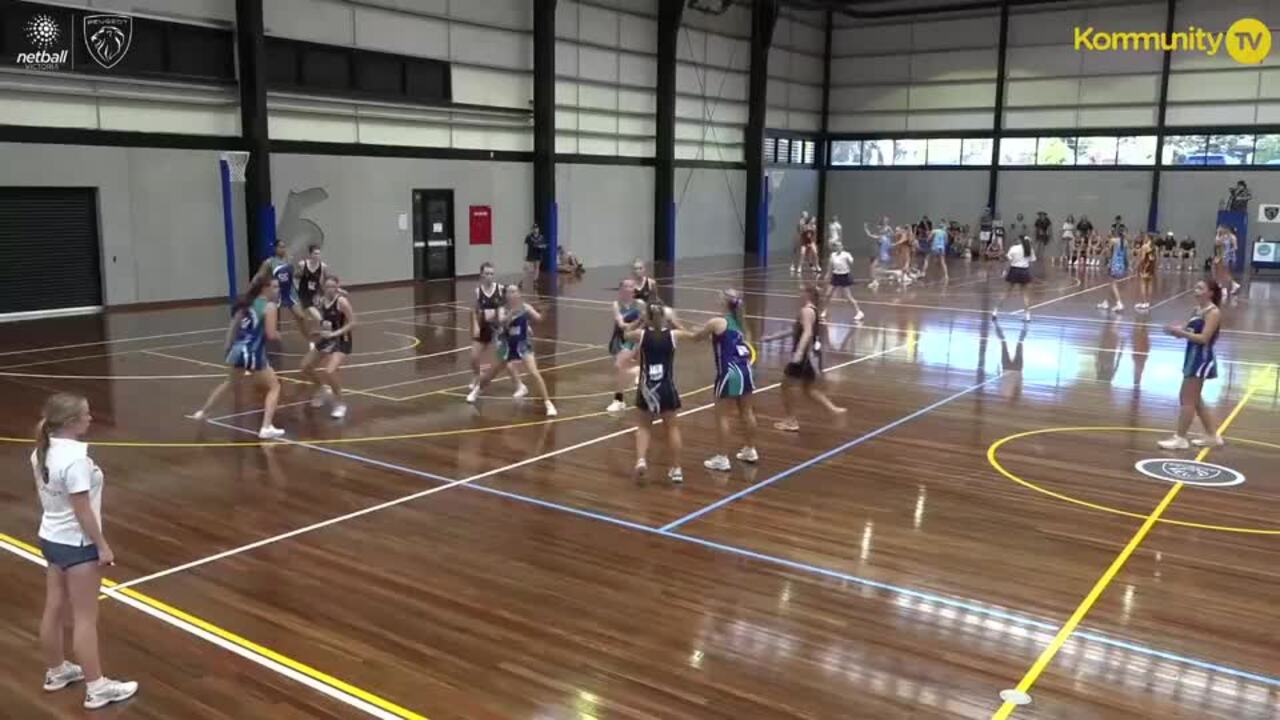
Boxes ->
[1,256,1278,720]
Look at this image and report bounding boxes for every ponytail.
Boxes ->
[34,393,87,483]
[645,300,668,329]
[723,289,748,341]
[1206,279,1223,306]
[233,274,271,314]
[34,419,51,484]
[1020,235,1031,259]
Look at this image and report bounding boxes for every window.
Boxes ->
[894,139,926,165]
[1255,135,1280,165]
[803,140,816,165]
[864,140,894,166]
[926,138,961,166]
[1077,136,1118,166]
[1207,134,1255,164]
[776,138,790,164]
[763,137,776,163]
[962,138,993,165]
[831,140,862,166]
[1036,137,1075,166]
[1117,136,1156,165]
[999,137,1037,165]
[1163,135,1208,165]
[791,140,804,164]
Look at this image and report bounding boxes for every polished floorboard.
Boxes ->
[1,256,1278,719]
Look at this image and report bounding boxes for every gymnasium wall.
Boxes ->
[674,166,745,259]
[996,171,1152,236]
[1159,171,1280,252]
[270,154,533,281]
[555,163,653,267]
[675,4,751,163]
[765,10,825,134]
[765,168,819,258]
[825,170,989,242]
[0,142,239,306]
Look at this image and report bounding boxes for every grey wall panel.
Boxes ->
[765,168,818,258]
[555,163,653,268]
[674,168,746,259]
[1159,171,1280,255]
[825,170,988,253]
[997,171,1152,236]
[271,154,533,280]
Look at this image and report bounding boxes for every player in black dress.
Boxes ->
[622,301,703,484]
[301,276,356,419]
[469,263,526,396]
[297,245,327,310]
[775,284,846,432]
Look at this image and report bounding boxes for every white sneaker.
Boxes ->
[185,410,206,421]
[736,446,759,464]
[1157,435,1190,450]
[1231,281,1241,294]
[669,467,684,484]
[1097,301,1110,310]
[606,399,627,413]
[789,265,797,274]
[704,455,731,471]
[84,678,139,709]
[44,661,84,692]
[310,387,332,408]
[545,402,558,417]
[854,310,865,322]
[634,459,648,481]
[1191,435,1224,448]
[466,387,480,404]
[512,383,529,399]
[258,425,285,440]
[991,308,999,318]
[330,404,347,419]
[867,281,880,291]
[1022,312,1031,322]
[1114,302,1125,313]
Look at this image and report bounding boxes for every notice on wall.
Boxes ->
[1258,204,1280,223]
[397,213,408,231]
[469,205,492,245]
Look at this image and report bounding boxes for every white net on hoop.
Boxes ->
[221,151,250,183]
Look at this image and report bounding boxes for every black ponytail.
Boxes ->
[233,274,271,314]
[1020,235,1031,259]
[1205,279,1223,306]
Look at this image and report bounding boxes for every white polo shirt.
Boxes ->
[32,437,103,547]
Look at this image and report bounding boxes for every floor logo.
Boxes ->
[1074,17,1272,66]
[17,13,70,70]
[84,14,133,69]
[1134,458,1245,487]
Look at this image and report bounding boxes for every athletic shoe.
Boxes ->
[1022,312,1031,322]
[258,426,285,440]
[668,467,684,484]
[512,383,529,399]
[1157,435,1190,450]
[774,419,800,432]
[1097,301,1110,310]
[330,404,347,420]
[854,310,865,322]
[84,678,139,709]
[1191,435,1224,448]
[704,455,731,471]
[1231,281,1241,294]
[43,662,84,692]
[867,281,880,291]
[1114,302,1125,313]
[606,399,627,413]
[185,410,206,421]
[736,447,759,464]
[465,387,480,404]
[991,308,998,318]
[468,381,478,392]
[310,387,332,408]
[545,402,558,417]
[789,265,797,274]
[634,459,648,482]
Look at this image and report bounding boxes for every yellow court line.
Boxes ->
[991,387,1257,719]
[0,534,427,720]
[144,351,390,402]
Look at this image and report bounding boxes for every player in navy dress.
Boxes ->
[186,275,284,439]
[469,263,526,397]
[254,241,309,343]
[694,289,758,472]
[300,276,356,420]
[622,301,702,484]
[775,284,846,432]
[1159,280,1224,450]
[466,286,557,417]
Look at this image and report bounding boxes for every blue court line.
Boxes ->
[659,373,1005,532]
[198,420,1280,692]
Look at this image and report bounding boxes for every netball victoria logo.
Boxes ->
[17,14,70,70]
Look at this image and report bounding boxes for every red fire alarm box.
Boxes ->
[469,205,492,245]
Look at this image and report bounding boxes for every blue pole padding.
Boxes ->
[219,160,237,303]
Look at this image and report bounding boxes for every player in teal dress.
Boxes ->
[695,289,759,472]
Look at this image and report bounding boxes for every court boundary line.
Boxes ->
[660,373,1004,531]
[0,534,427,720]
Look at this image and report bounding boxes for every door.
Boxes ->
[0,188,103,314]
[412,189,454,280]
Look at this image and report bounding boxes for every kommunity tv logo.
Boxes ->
[1075,17,1272,65]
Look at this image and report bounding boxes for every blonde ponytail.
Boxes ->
[35,393,88,483]
[34,418,51,484]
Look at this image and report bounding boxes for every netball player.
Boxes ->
[1135,234,1156,311]
[921,219,950,283]
[864,221,903,290]
[1158,279,1223,450]
[187,275,285,439]
[1097,231,1129,313]
[607,278,645,413]
[1214,226,1241,296]
[697,289,759,471]
[297,244,327,310]
[301,276,356,419]
[822,239,865,321]
[623,301,698,483]
[470,263,526,397]
[254,241,309,343]
[791,212,810,274]
[775,284,845,432]
[799,217,821,274]
[631,259,660,305]
[466,285,557,417]
[992,234,1034,320]
[31,393,139,709]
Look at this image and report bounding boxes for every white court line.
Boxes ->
[112,339,915,592]
[384,318,598,349]
[1147,288,1192,311]
[1027,276,1130,311]
[0,541,412,720]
